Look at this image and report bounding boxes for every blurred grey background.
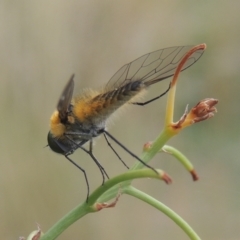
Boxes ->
[1,1,240,239]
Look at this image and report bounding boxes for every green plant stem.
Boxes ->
[161,145,194,172]
[125,186,201,240]
[40,169,162,240]
[89,168,164,204]
[39,203,89,240]
[131,128,173,170]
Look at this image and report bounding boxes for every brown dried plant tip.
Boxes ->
[162,172,172,184]
[95,191,122,211]
[191,98,218,122]
[23,224,43,240]
[190,169,199,181]
[173,98,218,128]
[143,141,153,151]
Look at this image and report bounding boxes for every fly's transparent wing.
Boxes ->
[57,74,75,121]
[106,46,204,89]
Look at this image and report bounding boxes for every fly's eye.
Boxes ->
[47,132,65,154]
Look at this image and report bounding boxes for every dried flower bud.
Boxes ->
[173,98,218,129]
[188,98,218,123]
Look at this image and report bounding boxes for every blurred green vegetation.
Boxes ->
[1,1,240,239]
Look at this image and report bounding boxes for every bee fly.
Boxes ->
[47,46,204,200]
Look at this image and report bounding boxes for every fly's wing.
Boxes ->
[105,46,204,89]
[57,74,75,121]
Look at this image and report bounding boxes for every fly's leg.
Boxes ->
[64,154,90,202]
[132,83,171,106]
[103,132,129,169]
[65,134,109,186]
[103,130,157,174]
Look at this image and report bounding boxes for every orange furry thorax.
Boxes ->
[73,89,102,122]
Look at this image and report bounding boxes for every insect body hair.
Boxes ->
[73,80,147,126]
